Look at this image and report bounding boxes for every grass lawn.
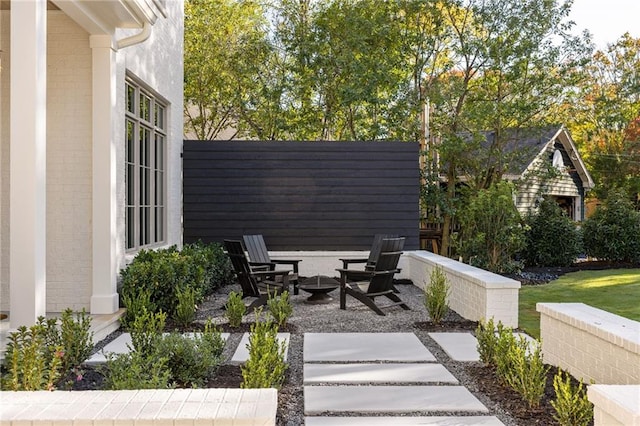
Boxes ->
[519,268,640,339]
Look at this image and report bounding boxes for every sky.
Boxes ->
[567,0,640,49]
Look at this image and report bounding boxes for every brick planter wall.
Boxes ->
[537,303,640,384]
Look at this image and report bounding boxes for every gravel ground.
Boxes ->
[193,281,522,426]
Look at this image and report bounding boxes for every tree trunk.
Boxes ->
[439,162,457,257]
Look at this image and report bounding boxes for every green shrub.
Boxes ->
[456,182,526,273]
[119,246,206,317]
[502,337,549,408]
[494,325,518,383]
[241,318,287,389]
[120,243,233,324]
[104,350,171,390]
[105,319,224,390]
[121,287,156,330]
[582,190,640,263]
[225,291,246,327]
[267,291,293,328]
[158,323,225,388]
[181,241,235,293]
[424,266,450,324]
[476,317,502,366]
[129,308,166,357]
[1,318,63,391]
[173,285,198,326]
[551,369,593,426]
[1,311,93,391]
[57,308,94,375]
[487,322,549,409]
[523,198,583,267]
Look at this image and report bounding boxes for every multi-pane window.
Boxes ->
[125,79,166,250]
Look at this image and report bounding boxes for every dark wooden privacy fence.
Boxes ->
[183,140,420,250]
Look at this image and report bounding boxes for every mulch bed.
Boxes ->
[465,363,561,425]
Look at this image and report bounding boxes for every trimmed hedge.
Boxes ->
[523,198,582,267]
[582,191,640,263]
[119,242,234,322]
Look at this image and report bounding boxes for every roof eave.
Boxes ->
[51,0,165,35]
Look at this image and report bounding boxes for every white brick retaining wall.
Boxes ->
[403,251,521,328]
[273,250,521,328]
[537,303,640,384]
[0,389,277,425]
[588,385,640,426]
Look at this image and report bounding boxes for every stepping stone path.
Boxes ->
[85,329,534,424]
[429,332,481,362]
[303,332,506,425]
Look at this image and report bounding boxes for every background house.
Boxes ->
[506,125,595,221]
[420,125,594,253]
[0,0,184,329]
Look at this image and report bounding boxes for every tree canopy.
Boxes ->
[183,0,639,258]
[563,34,640,204]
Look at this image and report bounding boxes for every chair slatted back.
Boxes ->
[366,237,405,294]
[224,239,261,297]
[366,234,399,269]
[243,234,271,264]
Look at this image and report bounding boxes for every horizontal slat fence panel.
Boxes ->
[183,140,420,250]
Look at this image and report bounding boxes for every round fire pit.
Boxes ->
[298,275,340,304]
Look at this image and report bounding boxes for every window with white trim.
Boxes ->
[125,78,166,250]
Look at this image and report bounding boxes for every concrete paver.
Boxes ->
[428,332,480,362]
[304,333,436,362]
[304,363,458,384]
[304,385,489,414]
[305,416,505,425]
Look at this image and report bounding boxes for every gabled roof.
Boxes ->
[476,125,594,189]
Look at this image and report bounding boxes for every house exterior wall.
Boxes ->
[0,2,184,313]
[1,11,9,311]
[515,140,584,221]
[45,12,93,312]
[115,0,184,265]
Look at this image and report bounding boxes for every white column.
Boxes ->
[9,0,47,327]
[90,35,119,314]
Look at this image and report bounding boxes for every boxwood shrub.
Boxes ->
[120,242,234,320]
[523,198,582,267]
[582,190,640,263]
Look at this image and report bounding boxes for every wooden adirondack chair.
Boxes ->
[223,239,290,312]
[339,233,399,271]
[242,234,301,294]
[337,237,409,316]
[339,233,402,291]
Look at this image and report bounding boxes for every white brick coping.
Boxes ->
[0,388,277,426]
[403,251,521,327]
[536,303,640,355]
[537,302,640,385]
[588,385,640,426]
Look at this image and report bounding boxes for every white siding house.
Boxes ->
[0,0,184,329]
[509,126,595,221]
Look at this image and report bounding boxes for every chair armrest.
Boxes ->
[370,269,398,276]
[336,268,374,280]
[270,259,301,272]
[270,259,301,264]
[339,258,368,269]
[252,269,290,277]
[249,261,275,270]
